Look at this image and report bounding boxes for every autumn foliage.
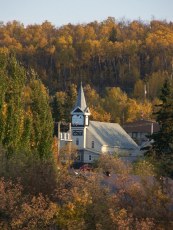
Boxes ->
[0,18,173,96]
[0,149,173,229]
[1,18,173,124]
[1,18,173,229]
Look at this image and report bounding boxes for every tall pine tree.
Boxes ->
[52,91,66,122]
[64,84,77,122]
[149,79,173,177]
[150,79,173,155]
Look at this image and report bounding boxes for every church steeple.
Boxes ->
[71,83,90,128]
[71,82,90,115]
[71,83,90,150]
[74,82,87,112]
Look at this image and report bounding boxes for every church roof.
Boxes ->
[87,121,139,149]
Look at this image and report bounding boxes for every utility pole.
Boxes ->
[57,121,61,160]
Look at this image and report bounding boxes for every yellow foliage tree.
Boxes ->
[126,99,152,122]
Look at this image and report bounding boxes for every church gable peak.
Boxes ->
[72,107,83,113]
[84,107,90,114]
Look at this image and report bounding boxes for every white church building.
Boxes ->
[60,83,139,164]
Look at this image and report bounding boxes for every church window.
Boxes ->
[92,141,94,148]
[89,155,92,161]
[76,138,79,145]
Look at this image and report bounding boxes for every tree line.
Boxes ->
[0,17,173,96]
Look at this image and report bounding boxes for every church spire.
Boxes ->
[74,82,87,112]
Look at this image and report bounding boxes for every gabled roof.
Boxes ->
[123,119,160,133]
[87,121,138,150]
[73,107,83,113]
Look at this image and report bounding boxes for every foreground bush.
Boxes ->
[0,179,58,229]
[0,149,58,197]
[0,151,173,229]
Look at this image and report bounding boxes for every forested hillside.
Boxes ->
[0,19,173,229]
[0,17,173,95]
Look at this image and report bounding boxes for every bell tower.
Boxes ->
[71,83,90,149]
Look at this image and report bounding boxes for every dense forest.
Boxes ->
[0,17,173,94]
[0,18,173,123]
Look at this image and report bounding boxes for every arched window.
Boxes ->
[92,141,94,148]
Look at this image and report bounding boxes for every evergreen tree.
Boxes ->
[150,79,173,155]
[64,84,77,122]
[109,27,118,43]
[52,92,66,122]
[148,79,173,177]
